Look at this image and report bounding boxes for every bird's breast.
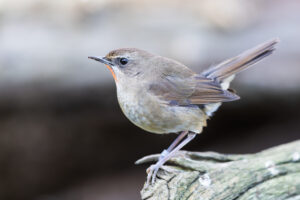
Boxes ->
[116,86,168,133]
[116,85,207,134]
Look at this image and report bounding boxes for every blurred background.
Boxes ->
[0,0,299,199]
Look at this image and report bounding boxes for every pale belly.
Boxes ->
[117,88,207,134]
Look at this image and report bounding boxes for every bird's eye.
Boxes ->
[119,58,128,66]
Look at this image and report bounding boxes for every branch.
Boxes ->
[136,140,300,200]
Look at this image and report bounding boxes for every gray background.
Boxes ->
[0,0,299,199]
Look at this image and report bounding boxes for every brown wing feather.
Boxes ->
[149,74,239,105]
[188,75,240,104]
[149,38,278,106]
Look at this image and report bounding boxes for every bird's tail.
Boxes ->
[202,38,279,89]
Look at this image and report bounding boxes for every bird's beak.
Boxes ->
[88,56,118,82]
[88,56,114,66]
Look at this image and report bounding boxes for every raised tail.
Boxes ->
[202,38,279,89]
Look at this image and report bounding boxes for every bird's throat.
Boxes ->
[105,64,118,82]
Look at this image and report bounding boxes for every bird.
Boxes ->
[88,38,279,187]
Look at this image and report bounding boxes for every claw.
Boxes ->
[151,165,160,185]
[145,161,164,187]
[145,165,155,188]
[145,150,169,188]
[143,132,197,188]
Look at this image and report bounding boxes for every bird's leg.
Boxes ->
[159,130,189,161]
[146,132,197,187]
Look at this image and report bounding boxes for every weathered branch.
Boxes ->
[136,140,300,200]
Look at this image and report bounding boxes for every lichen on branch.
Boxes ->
[137,140,300,200]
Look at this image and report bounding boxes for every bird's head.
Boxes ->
[89,48,154,83]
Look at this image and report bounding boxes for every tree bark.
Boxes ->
[136,140,300,200]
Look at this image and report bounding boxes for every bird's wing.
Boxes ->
[148,73,239,105]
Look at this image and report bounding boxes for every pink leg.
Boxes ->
[167,131,189,152]
[159,131,189,161]
[146,132,197,187]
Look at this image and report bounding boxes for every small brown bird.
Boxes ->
[89,38,279,186]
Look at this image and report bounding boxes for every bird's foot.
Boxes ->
[144,132,197,188]
[145,161,164,188]
[145,149,170,188]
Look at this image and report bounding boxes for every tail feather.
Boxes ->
[202,38,279,117]
[202,38,279,83]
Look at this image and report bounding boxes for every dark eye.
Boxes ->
[119,58,128,66]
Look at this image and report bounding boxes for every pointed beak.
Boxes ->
[88,56,118,82]
[88,56,114,66]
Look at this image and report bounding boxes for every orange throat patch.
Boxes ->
[105,64,118,82]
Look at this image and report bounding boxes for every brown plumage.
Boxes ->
[88,38,279,186]
[202,39,278,81]
[150,38,278,106]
